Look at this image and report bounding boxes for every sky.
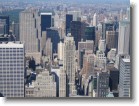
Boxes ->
[0,0,130,4]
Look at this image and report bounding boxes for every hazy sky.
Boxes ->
[0,0,130,4]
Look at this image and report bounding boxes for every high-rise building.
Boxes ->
[46,27,60,55]
[71,21,86,50]
[93,13,97,27]
[40,13,52,32]
[63,34,77,96]
[78,40,94,69]
[119,57,130,97]
[83,26,95,42]
[106,31,118,50]
[118,20,130,55]
[20,9,40,53]
[0,42,25,97]
[58,41,64,60]
[97,71,109,97]
[66,14,73,35]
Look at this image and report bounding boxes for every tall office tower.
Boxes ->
[120,9,123,21]
[108,67,119,92]
[66,14,73,35]
[102,22,114,39]
[20,9,41,62]
[118,20,130,55]
[119,57,130,97]
[34,69,56,97]
[46,27,60,55]
[40,13,52,32]
[0,16,9,34]
[78,40,94,69]
[93,13,97,27]
[68,11,81,21]
[97,71,110,97]
[98,39,106,52]
[45,38,52,60]
[107,48,116,62]
[83,26,95,42]
[106,31,118,50]
[71,21,86,50]
[63,34,76,96]
[0,42,24,97]
[58,41,64,60]
[96,50,107,70]
[11,21,20,41]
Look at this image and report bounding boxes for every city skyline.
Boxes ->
[0,0,131,98]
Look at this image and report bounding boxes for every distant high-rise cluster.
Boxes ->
[0,0,131,98]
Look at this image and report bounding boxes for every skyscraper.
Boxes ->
[119,57,130,97]
[78,40,94,69]
[20,9,41,64]
[0,42,25,97]
[97,71,109,97]
[58,41,64,61]
[63,33,77,96]
[83,26,96,42]
[118,20,130,55]
[66,14,73,35]
[46,27,60,55]
[71,21,85,50]
[40,13,52,32]
[106,31,118,50]
[20,9,40,53]
[93,13,97,27]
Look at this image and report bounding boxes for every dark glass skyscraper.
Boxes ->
[71,21,85,50]
[66,14,73,35]
[41,13,52,32]
[46,28,60,55]
[84,26,96,42]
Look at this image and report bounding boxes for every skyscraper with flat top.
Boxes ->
[119,57,130,97]
[0,42,25,97]
[20,9,40,53]
[118,20,130,55]
[40,13,52,32]
[63,33,77,96]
